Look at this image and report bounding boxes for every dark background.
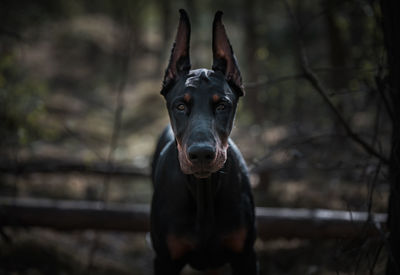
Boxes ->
[0,0,395,274]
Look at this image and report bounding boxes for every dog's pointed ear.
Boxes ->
[161,9,191,96]
[212,11,244,97]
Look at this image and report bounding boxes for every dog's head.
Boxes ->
[161,10,244,179]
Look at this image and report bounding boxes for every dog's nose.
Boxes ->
[188,144,216,164]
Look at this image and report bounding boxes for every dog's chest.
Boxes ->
[166,227,248,262]
[166,182,247,264]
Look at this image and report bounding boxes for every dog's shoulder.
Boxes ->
[227,138,249,175]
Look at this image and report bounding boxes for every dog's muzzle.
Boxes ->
[177,141,228,178]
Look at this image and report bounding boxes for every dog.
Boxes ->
[150,9,257,275]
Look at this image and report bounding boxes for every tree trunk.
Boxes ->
[324,0,349,90]
[157,0,172,75]
[380,0,400,274]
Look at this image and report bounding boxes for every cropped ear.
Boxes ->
[161,9,191,96]
[212,11,244,97]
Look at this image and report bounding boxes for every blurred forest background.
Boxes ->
[0,0,396,274]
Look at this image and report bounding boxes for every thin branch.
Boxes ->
[367,1,396,123]
[299,0,349,34]
[369,241,384,275]
[245,73,305,89]
[283,0,389,166]
[63,125,106,161]
[245,66,377,90]
[375,69,395,122]
[87,20,135,273]
[100,28,133,202]
[367,162,381,218]
[248,132,339,172]
[310,66,378,73]
[93,17,137,201]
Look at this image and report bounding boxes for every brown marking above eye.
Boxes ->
[183,93,191,102]
[212,94,220,102]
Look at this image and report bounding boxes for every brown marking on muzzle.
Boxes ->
[176,140,193,174]
[212,136,229,172]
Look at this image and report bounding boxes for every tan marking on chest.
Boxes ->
[222,228,247,253]
[166,235,195,260]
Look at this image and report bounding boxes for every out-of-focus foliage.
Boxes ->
[0,53,51,148]
[0,0,390,274]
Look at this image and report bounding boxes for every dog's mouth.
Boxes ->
[189,165,221,179]
[193,171,212,178]
[181,160,223,179]
[192,157,227,178]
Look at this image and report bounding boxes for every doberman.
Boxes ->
[151,9,257,275]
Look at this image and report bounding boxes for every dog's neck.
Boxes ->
[186,173,221,243]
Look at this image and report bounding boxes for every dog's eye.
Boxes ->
[176,104,186,111]
[216,103,225,111]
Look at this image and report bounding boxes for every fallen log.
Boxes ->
[256,207,387,239]
[0,197,387,239]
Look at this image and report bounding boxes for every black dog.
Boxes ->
[151,9,257,275]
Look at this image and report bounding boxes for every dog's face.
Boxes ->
[165,69,238,178]
[161,10,244,178]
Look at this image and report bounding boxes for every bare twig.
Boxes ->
[375,69,395,122]
[101,27,134,202]
[86,20,135,273]
[248,132,339,172]
[63,125,106,161]
[369,241,384,275]
[245,73,305,89]
[367,162,382,219]
[299,0,349,34]
[245,67,376,89]
[310,66,377,73]
[283,0,389,166]
[366,1,396,124]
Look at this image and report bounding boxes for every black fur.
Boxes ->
[151,10,257,275]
